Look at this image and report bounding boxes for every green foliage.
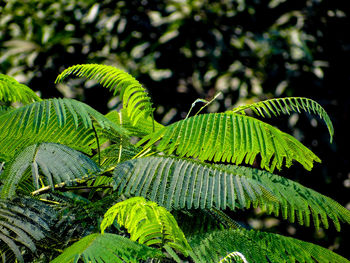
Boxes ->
[138,112,321,172]
[0,198,56,263]
[219,252,248,263]
[101,196,192,256]
[56,64,155,124]
[1,0,350,260]
[112,156,277,210]
[0,67,349,263]
[231,97,334,142]
[50,233,162,263]
[190,228,349,263]
[0,143,101,199]
[223,165,350,231]
[0,74,41,105]
[0,98,127,162]
[106,108,164,138]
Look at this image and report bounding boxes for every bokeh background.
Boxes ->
[1,0,349,259]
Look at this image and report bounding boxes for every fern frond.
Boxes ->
[50,233,162,263]
[0,74,41,104]
[0,143,101,199]
[0,98,128,162]
[224,165,350,231]
[106,109,163,138]
[101,196,192,256]
[189,228,349,263]
[112,156,278,210]
[172,210,228,237]
[0,197,56,263]
[219,252,248,263]
[55,64,154,124]
[0,105,13,115]
[92,143,140,171]
[112,156,350,231]
[232,97,334,142]
[137,113,321,172]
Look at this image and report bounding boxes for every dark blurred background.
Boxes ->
[1,0,349,259]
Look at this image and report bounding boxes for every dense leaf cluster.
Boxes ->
[0,65,349,262]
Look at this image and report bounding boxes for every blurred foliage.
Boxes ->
[1,0,349,259]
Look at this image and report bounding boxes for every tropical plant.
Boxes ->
[0,64,349,262]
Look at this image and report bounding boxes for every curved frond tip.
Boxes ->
[232,97,334,142]
[55,64,154,124]
[0,74,41,104]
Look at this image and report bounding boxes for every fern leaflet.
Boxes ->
[0,74,41,104]
[0,143,101,199]
[106,108,163,138]
[101,196,192,256]
[112,156,278,211]
[231,97,334,142]
[189,228,349,263]
[0,98,128,162]
[0,198,56,263]
[50,233,162,263]
[55,64,154,124]
[137,112,321,172]
[223,165,350,231]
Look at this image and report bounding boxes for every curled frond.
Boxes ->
[56,64,154,124]
[0,74,41,104]
[137,113,321,172]
[0,98,128,162]
[231,97,334,142]
[219,252,248,263]
[50,233,162,263]
[0,198,56,263]
[0,143,101,199]
[101,196,192,256]
[190,228,349,263]
[112,156,278,211]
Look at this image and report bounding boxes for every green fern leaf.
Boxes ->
[101,196,192,256]
[189,228,349,263]
[50,233,162,263]
[112,156,278,211]
[91,143,140,171]
[232,97,334,142]
[55,64,154,124]
[112,157,350,231]
[0,143,101,199]
[0,198,56,263]
[0,105,13,115]
[224,165,350,231]
[0,98,128,162]
[137,112,321,172]
[0,74,41,104]
[106,109,163,138]
[172,209,232,237]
